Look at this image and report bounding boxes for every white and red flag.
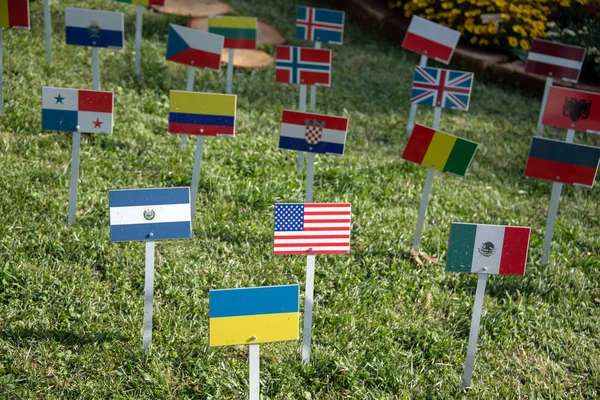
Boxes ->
[525,39,586,83]
[274,203,351,255]
[401,15,460,64]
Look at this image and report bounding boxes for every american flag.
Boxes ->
[410,66,473,111]
[274,203,351,255]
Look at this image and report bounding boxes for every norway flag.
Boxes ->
[275,45,332,86]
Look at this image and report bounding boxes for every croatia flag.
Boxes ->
[447,223,531,275]
[65,8,124,49]
[279,110,348,155]
[276,46,332,86]
[401,15,460,64]
[296,5,344,45]
[42,87,114,134]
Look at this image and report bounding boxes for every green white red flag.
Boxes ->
[446,223,530,275]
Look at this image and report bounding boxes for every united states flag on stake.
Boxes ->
[274,203,351,255]
[525,39,586,83]
[411,66,474,110]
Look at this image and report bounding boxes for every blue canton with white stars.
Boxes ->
[274,204,304,231]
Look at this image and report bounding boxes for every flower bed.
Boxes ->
[387,0,600,82]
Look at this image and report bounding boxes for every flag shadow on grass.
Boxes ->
[0,326,128,346]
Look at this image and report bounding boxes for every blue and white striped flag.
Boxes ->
[109,187,192,242]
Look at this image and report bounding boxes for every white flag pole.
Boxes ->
[0,29,3,117]
[308,41,321,112]
[92,47,100,90]
[190,136,205,219]
[411,106,441,250]
[407,55,428,134]
[302,152,316,364]
[142,240,156,352]
[44,0,52,64]
[297,85,307,169]
[536,77,553,137]
[134,5,143,76]
[225,49,234,94]
[67,128,82,225]
[541,128,574,264]
[462,272,488,387]
[249,344,260,400]
[302,254,316,365]
[180,66,196,148]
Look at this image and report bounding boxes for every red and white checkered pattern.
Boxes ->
[304,125,323,144]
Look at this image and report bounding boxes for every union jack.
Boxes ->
[410,66,474,111]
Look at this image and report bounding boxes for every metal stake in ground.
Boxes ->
[226,49,234,94]
[297,85,308,169]
[536,77,553,136]
[134,5,143,76]
[411,106,441,250]
[407,55,428,133]
[302,152,316,365]
[249,344,260,400]
[44,0,52,64]
[541,129,574,264]
[142,240,155,351]
[308,41,321,112]
[180,66,196,148]
[462,273,488,387]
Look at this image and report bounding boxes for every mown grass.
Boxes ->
[0,0,599,398]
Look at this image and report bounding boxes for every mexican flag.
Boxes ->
[446,223,530,275]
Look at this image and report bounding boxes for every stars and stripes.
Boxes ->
[410,66,474,111]
[274,203,351,255]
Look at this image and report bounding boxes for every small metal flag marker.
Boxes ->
[166,24,224,148]
[109,187,193,351]
[209,285,299,399]
[446,223,531,387]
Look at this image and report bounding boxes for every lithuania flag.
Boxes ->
[402,124,478,177]
[208,16,258,50]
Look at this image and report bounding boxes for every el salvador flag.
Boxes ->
[109,187,192,242]
[65,8,124,49]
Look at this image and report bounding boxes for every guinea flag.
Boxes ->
[446,223,531,275]
[402,124,478,176]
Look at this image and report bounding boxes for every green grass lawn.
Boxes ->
[1,0,599,398]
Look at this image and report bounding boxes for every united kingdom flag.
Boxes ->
[296,6,345,45]
[276,45,332,86]
[410,66,474,111]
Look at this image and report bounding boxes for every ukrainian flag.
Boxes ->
[169,91,237,137]
[209,285,299,347]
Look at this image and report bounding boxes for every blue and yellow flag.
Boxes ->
[209,285,299,347]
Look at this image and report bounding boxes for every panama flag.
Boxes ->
[42,87,114,134]
[209,285,299,346]
[65,8,124,49]
[411,66,473,110]
[402,124,478,177]
[274,203,351,255]
[169,91,236,136]
[276,46,332,86]
[0,0,29,29]
[542,86,600,133]
[279,110,348,155]
[447,223,531,275]
[109,187,192,242]
[524,137,600,188]
[402,15,460,64]
[166,24,224,71]
[525,39,586,83]
[296,5,344,45]
[115,0,165,7]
